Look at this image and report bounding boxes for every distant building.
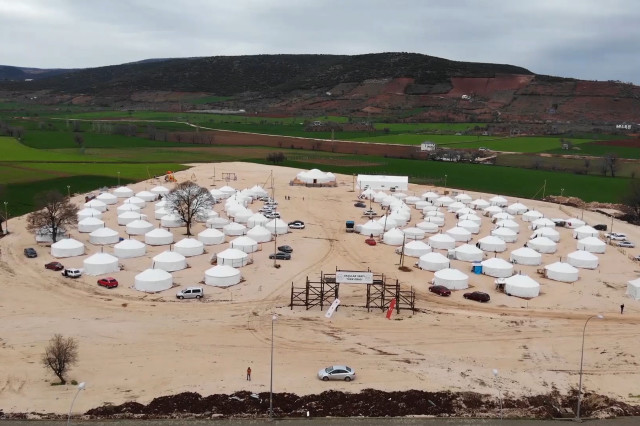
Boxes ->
[420,141,438,151]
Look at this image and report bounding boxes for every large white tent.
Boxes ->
[118,211,147,226]
[84,199,107,212]
[506,202,528,215]
[404,195,421,205]
[428,233,456,250]
[435,196,454,207]
[383,228,405,246]
[377,216,398,231]
[145,228,175,246]
[483,205,503,217]
[136,190,157,202]
[447,201,466,213]
[247,213,269,228]
[454,193,473,204]
[531,227,560,242]
[423,216,445,226]
[89,227,120,245]
[491,227,518,243]
[627,278,640,300]
[572,225,600,239]
[223,222,247,236]
[545,262,579,282]
[134,268,172,292]
[471,199,490,210]
[297,168,336,184]
[96,192,118,205]
[246,225,272,243]
[528,237,557,254]
[418,252,450,271]
[493,212,515,221]
[83,253,120,276]
[434,268,469,290]
[357,174,408,191]
[113,238,146,258]
[218,185,237,197]
[174,238,205,257]
[454,244,483,262]
[478,236,507,252]
[154,208,171,220]
[198,228,226,245]
[422,191,439,202]
[510,247,542,265]
[229,236,259,253]
[207,217,230,229]
[113,186,134,198]
[161,214,186,228]
[532,218,556,230]
[489,196,508,207]
[360,220,384,237]
[151,185,170,196]
[396,240,431,257]
[567,250,599,269]
[504,274,540,298]
[152,251,187,272]
[494,219,519,232]
[51,238,85,258]
[445,226,472,242]
[78,217,105,233]
[117,204,141,214]
[522,210,543,222]
[126,219,155,236]
[402,227,426,241]
[577,237,606,254]
[265,219,288,235]
[458,213,481,224]
[77,207,103,221]
[216,248,249,267]
[481,258,514,278]
[416,221,439,233]
[204,265,242,287]
[565,218,586,229]
[195,209,217,223]
[123,196,146,208]
[457,220,480,234]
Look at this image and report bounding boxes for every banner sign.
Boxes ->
[325,299,341,318]
[336,271,373,284]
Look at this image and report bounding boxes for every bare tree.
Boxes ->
[26,190,78,243]
[622,179,640,222]
[604,153,619,177]
[584,157,591,174]
[42,334,78,384]
[165,181,215,236]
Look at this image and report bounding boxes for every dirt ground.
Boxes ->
[0,162,639,417]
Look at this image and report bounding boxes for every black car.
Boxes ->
[429,285,451,297]
[23,247,38,258]
[269,252,291,260]
[354,202,367,208]
[277,245,293,253]
[593,224,608,231]
[463,291,491,303]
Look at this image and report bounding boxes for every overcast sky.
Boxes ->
[1,0,639,83]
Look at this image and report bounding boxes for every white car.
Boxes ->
[176,287,204,299]
[318,365,356,382]
[61,268,83,278]
[616,240,635,248]
[264,212,281,219]
[606,232,627,241]
[288,221,305,229]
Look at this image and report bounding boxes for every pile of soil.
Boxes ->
[4,389,638,420]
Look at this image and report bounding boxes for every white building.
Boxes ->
[357,175,408,191]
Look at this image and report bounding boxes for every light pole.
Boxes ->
[561,188,565,197]
[67,381,86,426]
[492,369,502,419]
[3,201,7,234]
[269,313,277,418]
[117,171,120,186]
[444,174,448,190]
[67,185,71,199]
[576,314,604,421]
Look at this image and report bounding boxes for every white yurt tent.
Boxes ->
[154,208,171,220]
[89,227,120,245]
[510,247,542,265]
[360,220,384,237]
[174,238,205,257]
[383,228,405,246]
[51,238,85,258]
[455,207,475,217]
[84,199,107,212]
[223,222,247,236]
[404,195,421,205]
[397,240,431,257]
[247,213,269,228]
[567,250,599,269]
[422,191,440,202]
[83,253,119,276]
[415,200,431,210]
[421,205,439,213]
[204,265,242,287]
[123,196,146,208]
[483,205,503,217]
[229,236,259,253]
[493,212,515,221]
[489,196,508,207]
[447,201,466,213]
[198,228,226,245]
[418,252,450,271]
[218,185,237,198]
[360,188,377,199]
[478,236,507,252]
[454,244,484,262]
[424,216,445,226]
[155,200,167,209]
[207,217,230,229]
[531,227,560,242]
[136,190,157,202]
[377,216,398,231]
[113,186,134,198]
[373,191,388,202]
[265,219,288,235]
[506,202,528,215]
[134,269,172,292]
[78,217,105,233]
[433,268,469,290]
[565,218,586,229]
[532,218,556,230]
[455,193,473,204]
[626,278,640,300]
[117,203,141,214]
[446,226,472,242]
[481,258,514,278]
[572,225,599,239]
[435,196,454,207]
[504,274,540,298]
[522,210,543,222]
[388,211,408,227]
[528,237,557,254]
[471,199,490,210]
[216,248,249,267]
[145,228,174,246]
[457,219,480,234]
[161,214,186,228]
[152,251,187,272]
[209,188,226,200]
[458,213,481,224]
[77,207,103,221]
[416,221,439,233]
[403,227,425,240]
[296,168,335,184]
[195,209,217,223]
[495,219,519,232]
[577,237,606,254]
[247,225,272,243]
[491,227,518,243]
[126,219,154,236]
[428,233,456,250]
[392,192,408,200]
[425,210,445,218]
[96,192,118,205]
[150,185,170,197]
[118,211,147,225]
[113,238,146,258]
[545,262,579,282]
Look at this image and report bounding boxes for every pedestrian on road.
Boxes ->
[621,304,625,314]
[247,366,252,381]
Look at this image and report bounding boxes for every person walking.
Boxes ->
[621,304,625,314]
[246,366,252,381]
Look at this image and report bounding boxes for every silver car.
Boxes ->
[176,286,204,299]
[318,365,356,382]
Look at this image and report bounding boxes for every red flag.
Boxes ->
[386,299,396,319]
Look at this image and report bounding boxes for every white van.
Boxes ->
[176,287,204,300]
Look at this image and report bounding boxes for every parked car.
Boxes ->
[176,286,204,299]
[62,268,82,278]
[606,232,627,241]
[354,201,367,208]
[264,212,281,219]
[463,291,491,302]
[269,252,291,260]
[616,240,635,248]
[97,277,118,288]
[593,224,608,231]
[23,247,38,258]
[318,365,356,382]
[288,220,305,229]
[277,245,293,253]
[365,238,377,246]
[259,207,275,213]
[429,285,451,297]
[45,261,64,271]
[363,209,377,217]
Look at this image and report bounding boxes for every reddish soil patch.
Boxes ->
[594,138,640,147]
[449,74,533,96]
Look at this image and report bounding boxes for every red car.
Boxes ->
[429,285,451,297]
[97,277,118,288]
[365,238,377,246]
[45,262,64,271]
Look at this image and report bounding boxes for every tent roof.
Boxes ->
[51,238,83,248]
[217,248,248,259]
[511,247,541,258]
[84,253,119,264]
[205,265,241,278]
[455,244,482,254]
[504,274,539,288]
[146,228,173,237]
[567,250,598,261]
[429,234,455,242]
[114,239,146,249]
[175,237,204,248]
[90,227,118,236]
[545,262,578,273]
[136,268,171,281]
[153,251,186,262]
[434,268,468,280]
[481,257,512,268]
[419,252,449,262]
